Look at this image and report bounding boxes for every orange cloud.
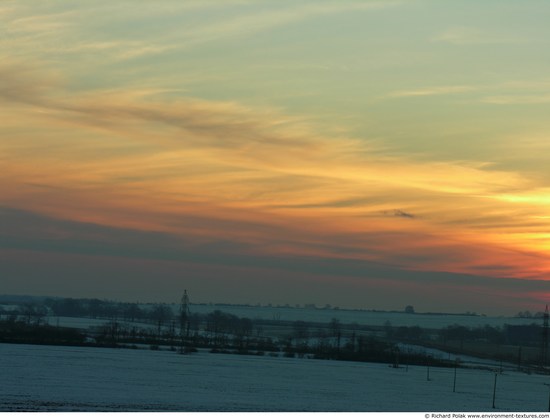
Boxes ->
[2,59,550,283]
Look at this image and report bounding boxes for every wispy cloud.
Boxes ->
[6,11,77,34]
[0,59,60,105]
[481,94,550,105]
[432,26,530,45]
[385,80,550,104]
[176,2,398,48]
[4,58,550,282]
[0,1,398,63]
[391,209,415,219]
[386,85,475,98]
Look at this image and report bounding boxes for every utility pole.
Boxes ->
[544,383,550,412]
[180,290,190,335]
[179,290,191,353]
[492,371,498,409]
[542,305,549,368]
[453,359,458,393]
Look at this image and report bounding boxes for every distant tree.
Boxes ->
[123,303,142,322]
[104,320,120,345]
[206,310,238,346]
[48,298,85,317]
[439,324,468,348]
[34,305,48,326]
[151,304,173,337]
[348,322,359,352]
[87,299,106,318]
[206,310,223,340]
[329,318,341,349]
[189,313,201,336]
[18,303,47,325]
[516,311,532,318]
[238,317,253,337]
[404,305,415,314]
[235,317,253,349]
[254,320,264,338]
[384,320,394,339]
[20,303,36,324]
[393,325,425,342]
[329,318,341,336]
[293,320,309,340]
[104,302,121,320]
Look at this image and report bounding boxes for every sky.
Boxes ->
[1,1,550,315]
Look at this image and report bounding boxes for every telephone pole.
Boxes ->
[542,305,549,368]
[179,290,191,343]
[492,371,498,409]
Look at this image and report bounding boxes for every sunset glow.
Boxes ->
[2,1,550,314]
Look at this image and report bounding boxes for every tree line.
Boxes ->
[0,297,546,368]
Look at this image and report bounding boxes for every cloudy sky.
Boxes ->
[2,0,550,315]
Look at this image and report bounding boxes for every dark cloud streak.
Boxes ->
[2,206,549,314]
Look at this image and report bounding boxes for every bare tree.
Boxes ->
[151,304,173,337]
[329,317,341,349]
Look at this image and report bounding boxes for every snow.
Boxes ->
[397,343,518,371]
[0,343,548,411]
[46,316,113,329]
[1,303,539,331]
[0,305,19,312]
[187,304,538,329]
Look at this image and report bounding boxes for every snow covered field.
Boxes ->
[38,310,537,334]
[187,304,538,329]
[1,343,548,411]
[46,316,114,329]
[1,302,539,330]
